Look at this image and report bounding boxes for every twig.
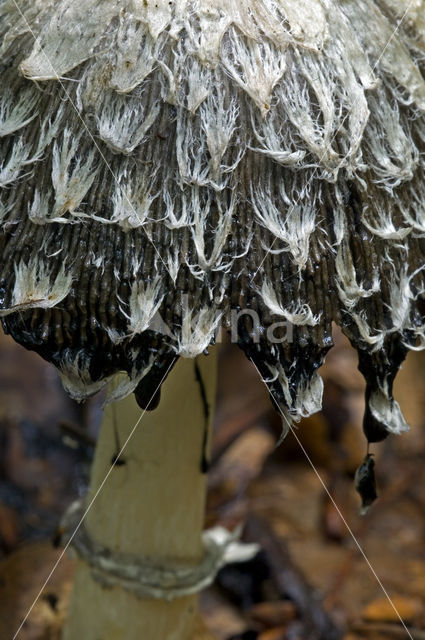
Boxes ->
[58,420,96,448]
[244,515,343,640]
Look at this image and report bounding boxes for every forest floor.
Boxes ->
[0,325,424,640]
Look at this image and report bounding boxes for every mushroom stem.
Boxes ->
[63,350,217,640]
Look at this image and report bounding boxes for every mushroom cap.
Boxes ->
[0,0,424,439]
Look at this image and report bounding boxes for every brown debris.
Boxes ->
[250,600,296,628]
[0,541,75,640]
[362,595,423,624]
[244,515,342,640]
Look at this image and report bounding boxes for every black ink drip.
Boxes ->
[354,452,377,514]
[194,360,210,474]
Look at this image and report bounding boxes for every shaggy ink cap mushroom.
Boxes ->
[1,0,425,458]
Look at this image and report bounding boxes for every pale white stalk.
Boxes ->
[64,351,217,640]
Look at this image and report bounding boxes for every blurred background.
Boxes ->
[0,324,425,640]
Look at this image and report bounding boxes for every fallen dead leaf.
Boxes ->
[0,540,75,639]
[352,622,425,639]
[258,626,287,640]
[200,588,247,639]
[362,595,423,623]
[250,600,296,628]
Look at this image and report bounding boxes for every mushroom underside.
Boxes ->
[0,0,424,442]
